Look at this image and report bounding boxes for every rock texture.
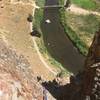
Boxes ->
[83,29,100,100]
[0,39,43,100]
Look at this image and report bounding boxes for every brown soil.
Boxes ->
[0,0,55,80]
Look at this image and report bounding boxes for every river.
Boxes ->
[41,0,85,74]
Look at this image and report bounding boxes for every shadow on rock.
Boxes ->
[41,71,84,100]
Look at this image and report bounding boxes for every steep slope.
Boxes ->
[0,39,43,100]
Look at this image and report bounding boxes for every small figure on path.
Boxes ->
[64,0,71,8]
[27,14,33,22]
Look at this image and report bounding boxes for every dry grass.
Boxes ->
[65,12,100,47]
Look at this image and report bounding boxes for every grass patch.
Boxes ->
[60,0,100,11]
[59,8,88,56]
[59,4,100,56]
[35,0,45,7]
[59,0,65,5]
[65,12,100,46]
[33,0,46,31]
[33,9,43,32]
[71,0,96,10]
[71,0,100,11]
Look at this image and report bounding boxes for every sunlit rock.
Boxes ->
[45,19,51,24]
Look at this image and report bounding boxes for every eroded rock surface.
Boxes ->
[0,39,43,100]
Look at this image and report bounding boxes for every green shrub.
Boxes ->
[59,8,88,56]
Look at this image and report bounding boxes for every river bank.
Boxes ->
[59,0,88,56]
[59,8,88,56]
[33,0,69,75]
[59,0,100,56]
[34,0,85,74]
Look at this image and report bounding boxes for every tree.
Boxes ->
[82,28,100,100]
[64,0,71,8]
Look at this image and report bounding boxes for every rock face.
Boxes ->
[83,29,100,100]
[0,39,43,100]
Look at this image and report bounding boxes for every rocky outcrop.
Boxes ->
[82,28,100,100]
[0,39,43,100]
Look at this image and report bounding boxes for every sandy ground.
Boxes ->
[0,0,56,80]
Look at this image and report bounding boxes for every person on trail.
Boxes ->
[43,87,47,100]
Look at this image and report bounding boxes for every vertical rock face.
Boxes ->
[83,29,100,100]
[0,39,43,100]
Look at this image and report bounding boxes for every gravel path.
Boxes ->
[67,4,100,16]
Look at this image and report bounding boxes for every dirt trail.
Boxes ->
[0,0,57,80]
[67,4,100,16]
[29,22,57,75]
